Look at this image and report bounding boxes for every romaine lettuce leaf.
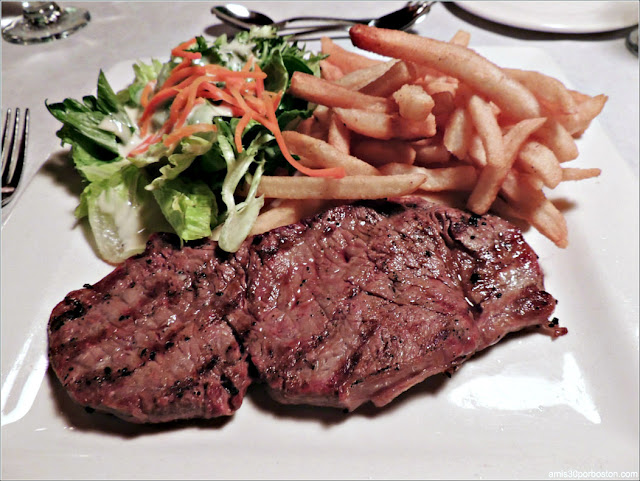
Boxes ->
[151,178,218,241]
[80,164,170,264]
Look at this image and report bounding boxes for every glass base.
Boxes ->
[2,7,90,45]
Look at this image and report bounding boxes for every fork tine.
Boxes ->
[2,108,29,206]
[10,109,28,189]
[1,108,13,177]
[2,108,21,187]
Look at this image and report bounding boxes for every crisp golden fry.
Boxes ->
[413,141,452,165]
[256,173,427,199]
[556,93,607,136]
[321,36,382,73]
[449,29,471,46]
[503,117,547,162]
[491,196,568,248]
[351,138,416,166]
[319,60,344,81]
[282,131,378,176]
[500,170,545,209]
[333,108,436,140]
[360,61,417,97]
[392,84,435,121]
[289,72,393,113]
[250,199,329,235]
[379,163,478,191]
[466,95,507,214]
[443,107,473,160]
[515,141,563,188]
[327,112,351,154]
[349,24,541,120]
[424,77,458,96]
[311,105,332,129]
[504,68,577,115]
[335,60,398,90]
[561,167,602,181]
[532,119,579,162]
[467,134,487,167]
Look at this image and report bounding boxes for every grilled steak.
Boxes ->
[48,234,251,423]
[234,198,560,410]
[48,198,564,423]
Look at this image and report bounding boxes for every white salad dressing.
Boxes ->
[94,188,148,257]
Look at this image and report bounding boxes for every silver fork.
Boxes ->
[1,108,29,207]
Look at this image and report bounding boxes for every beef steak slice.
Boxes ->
[48,234,251,423]
[233,198,559,411]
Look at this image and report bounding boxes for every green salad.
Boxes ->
[47,28,325,264]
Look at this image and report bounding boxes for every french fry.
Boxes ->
[467,134,487,167]
[392,84,435,121]
[443,107,473,160]
[335,60,398,90]
[502,117,547,161]
[360,61,417,97]
[504,68,577,115]
[497,171,569,248]
[424,77,458,96]
[349,24,541,120]
[289,72,393,113]
[561,167,602,181]
[321,36,382,73]
[282,131,379,176]
[351,138,416,166]
[412,140,451,165]
[491,196,569,248]
[327,112,351,154]
[296,117,315,136]
[256,173,427,199]
[532,119,579,162]
[449,29,471,47]
[431,91,456,126]
[466,95,508,214]
[379,163,478,191]
[319,59,344,81]
[250,199,329,235]
[334,108,437,140]
[555,93,607,136]
[312,104,332,125]
[515,141,563,188]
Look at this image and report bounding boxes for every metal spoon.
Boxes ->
[211,1,434,33]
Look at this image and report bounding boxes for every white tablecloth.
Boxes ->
[2,1,638,216]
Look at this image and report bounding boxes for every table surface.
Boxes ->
[1,2,638,212]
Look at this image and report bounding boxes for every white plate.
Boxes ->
[2,46,639,480]
[456,1,639,34]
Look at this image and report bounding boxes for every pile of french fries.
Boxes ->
[251,26,605,248]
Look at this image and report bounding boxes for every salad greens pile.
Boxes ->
[47,28,324,264]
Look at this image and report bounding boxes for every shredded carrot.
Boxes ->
[171,38,201,60]
[140,87,179,125]
[129,132,163,156]
[253,63,265,97]
[163,123,217,148]
[162,65,207,90]
[243,94,267,117]
[260,91,345,179]
[204,64,267,80]
[175,77,210,129]
[235,112,254,152]
[134,38,344,178]
[139,81,155,109]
